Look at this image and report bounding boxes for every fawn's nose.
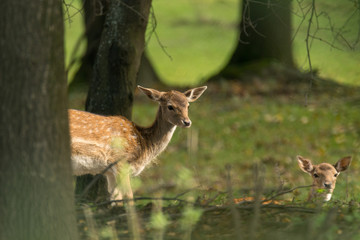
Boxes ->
[182,119,191,127]
[324,183,332,189]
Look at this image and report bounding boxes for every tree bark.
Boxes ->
[0,1,78,239]
[68,0,160,96]
[86,0,152,118]
[220,0,294,78]
[76,0,152,203]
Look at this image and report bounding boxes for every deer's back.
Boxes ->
[69,109,142,175]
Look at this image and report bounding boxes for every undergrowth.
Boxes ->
[71,81,360,239]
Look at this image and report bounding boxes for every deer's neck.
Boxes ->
[136,107,176,160]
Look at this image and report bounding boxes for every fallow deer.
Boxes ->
[297,155,352,201]
[69,85,207,202]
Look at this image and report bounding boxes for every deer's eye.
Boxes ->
[167,105,174,111]
[334,173,339,177]
[313,173,319,178]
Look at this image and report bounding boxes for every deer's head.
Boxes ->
[297,155,352,201]
[138,85,207,128]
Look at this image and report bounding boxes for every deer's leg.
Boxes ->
[123,172,134,200]
[104,171,122,204]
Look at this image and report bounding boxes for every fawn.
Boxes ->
[69,85,207,201]
[297,155,352,201]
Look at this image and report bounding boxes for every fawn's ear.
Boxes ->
[334,156,352,172]
[297,155,314,174]
[138,85,164,102]
[184,86,207,102]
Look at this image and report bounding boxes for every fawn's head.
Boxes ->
[297,155,352,201]
[138,85,207,128]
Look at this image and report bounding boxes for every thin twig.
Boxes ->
[202,203,318,214]
[265,184,313,202]
[304,0,316,106]
[94,196,194,207]
[308,34,343,51]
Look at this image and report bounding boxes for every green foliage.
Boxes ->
[149,212,169,230]
[180,206,203,231]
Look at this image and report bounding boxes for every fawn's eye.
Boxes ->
[167,105,174,111]
[313,173,319,178]
[334,173,339,177]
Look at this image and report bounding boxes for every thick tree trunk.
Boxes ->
[0,1,78,239]
[86,0,152,118]
[220,0,294,78]
[76,0,152,203]
[69,0,160,96]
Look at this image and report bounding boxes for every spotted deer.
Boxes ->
[297,155,352,201]
[69,86,207,201]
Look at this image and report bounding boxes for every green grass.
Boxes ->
[146,0,239,86]
[72,86,360,239]
[132,87,360,202]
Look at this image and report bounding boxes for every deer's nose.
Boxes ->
[324,183,332,189]
[182,119,191,127]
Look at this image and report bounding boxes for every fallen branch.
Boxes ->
[264,184,313,203]
[93,196,194,208]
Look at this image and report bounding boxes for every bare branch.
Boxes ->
[145,6,173,60]
[265,184,313,202]
[308,34,343,51]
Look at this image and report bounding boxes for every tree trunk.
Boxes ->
[86,0,152,118]
[0,1,78,239]
[220,0,294,78]
[68,0,160,97]
[76,0,152,203]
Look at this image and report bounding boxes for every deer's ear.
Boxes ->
[138,85,163,102]
[334,156,352,172]
[297,155,314,174]
[184,86,207,102]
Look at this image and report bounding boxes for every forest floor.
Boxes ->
[70,77,360,240]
